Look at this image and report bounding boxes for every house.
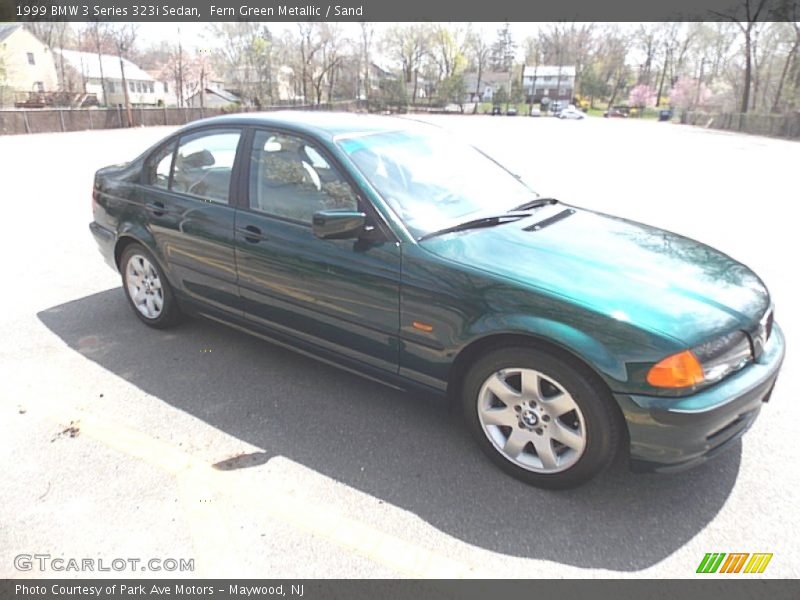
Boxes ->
[55,49,164,107]
[0,24,58,106]
[522,65,576,106]
[186,86,241,108]
[463,71,512,103]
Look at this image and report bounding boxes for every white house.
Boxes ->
[0,24,58,106]
[522,65,576,105]
[55,49,167,107]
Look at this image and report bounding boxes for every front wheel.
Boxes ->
[120,244,181,329]
[462,346,622,489]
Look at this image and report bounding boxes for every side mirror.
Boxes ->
[312,210,367,240]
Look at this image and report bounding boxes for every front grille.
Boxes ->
[747,307,774,361]
[764,309,774,341]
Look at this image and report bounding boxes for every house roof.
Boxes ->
[55,49,154,82]
[0,23,22,43]
[208,88,240,103]
[523,66,577,78]
[480,71,513,84]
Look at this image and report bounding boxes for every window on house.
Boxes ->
[107,81,115,93]
[129,81,134,92]
[27,52,35,65]
[33,82,44,92]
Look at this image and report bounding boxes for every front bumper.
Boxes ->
[616,323,785,473]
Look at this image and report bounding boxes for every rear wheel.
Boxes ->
[120,244,181,329]
[462,346,622,488]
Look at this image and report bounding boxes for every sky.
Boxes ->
[135,22,601,50]
[134,22,648,67]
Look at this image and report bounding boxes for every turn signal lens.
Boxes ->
[647,350,705,388]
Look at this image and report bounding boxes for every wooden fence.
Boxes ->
[0,102,360,136]
[683,111,800,140]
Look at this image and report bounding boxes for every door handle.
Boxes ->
[145,201,166,216]
[236,224,266,243]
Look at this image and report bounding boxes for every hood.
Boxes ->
[420,206,770,346]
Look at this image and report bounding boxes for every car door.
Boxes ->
[140,127,244,315]
[233,128,401,372]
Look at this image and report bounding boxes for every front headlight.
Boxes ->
[647,331,752,389]
[692,330,752,383]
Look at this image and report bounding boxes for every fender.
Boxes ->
[114,223,173,281]
[462,314,628,385]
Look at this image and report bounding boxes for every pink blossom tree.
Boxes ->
[628,84,657,111]
[669,77,711,111]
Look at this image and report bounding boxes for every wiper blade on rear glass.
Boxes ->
[510,197,558,212]
[418,213,529,241]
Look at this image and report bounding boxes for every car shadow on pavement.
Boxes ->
[38,289,741,571]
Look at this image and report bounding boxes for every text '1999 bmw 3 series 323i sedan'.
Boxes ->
[90,112,784,488]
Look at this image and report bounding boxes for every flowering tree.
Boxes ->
[628,84,656,110]
[669,77,711,111]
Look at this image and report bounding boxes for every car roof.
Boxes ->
[176,111,426,142]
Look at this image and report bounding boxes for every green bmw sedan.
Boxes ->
[89,112,784,488]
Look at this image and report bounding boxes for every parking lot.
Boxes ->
[1,114,798,578]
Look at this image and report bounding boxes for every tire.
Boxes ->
[462,346,622,489]
[120,243,181,329]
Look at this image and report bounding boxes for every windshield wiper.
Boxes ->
[511,197,558,212]
[419,213,529,241]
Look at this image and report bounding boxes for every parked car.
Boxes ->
[529,107,542,117]
[90,112,784,489]
[490,106,502,115]
[506,107,518,116]
[604,106,630,118]
[558,106,586,120]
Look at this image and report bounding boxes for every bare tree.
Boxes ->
[771,17,800,112]
[109,24,137,126]
[359,22,374,105]
[312,24,347,105]
[714,0,769,113]
[468,30,491,112]
[85,22,110,106]
[636,24,659,86]
[383,24,432,103]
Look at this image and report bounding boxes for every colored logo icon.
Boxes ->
[696,553,773,574]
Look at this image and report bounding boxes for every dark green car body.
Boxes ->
[90,112,785,474]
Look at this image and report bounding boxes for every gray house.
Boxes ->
[463,71,512,103]
[186,86,241,109]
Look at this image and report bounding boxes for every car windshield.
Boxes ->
[337,128,538,238]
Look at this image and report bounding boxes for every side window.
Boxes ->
[248,130,358,223]
[145,142,175,190]
[172,130,241,204]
